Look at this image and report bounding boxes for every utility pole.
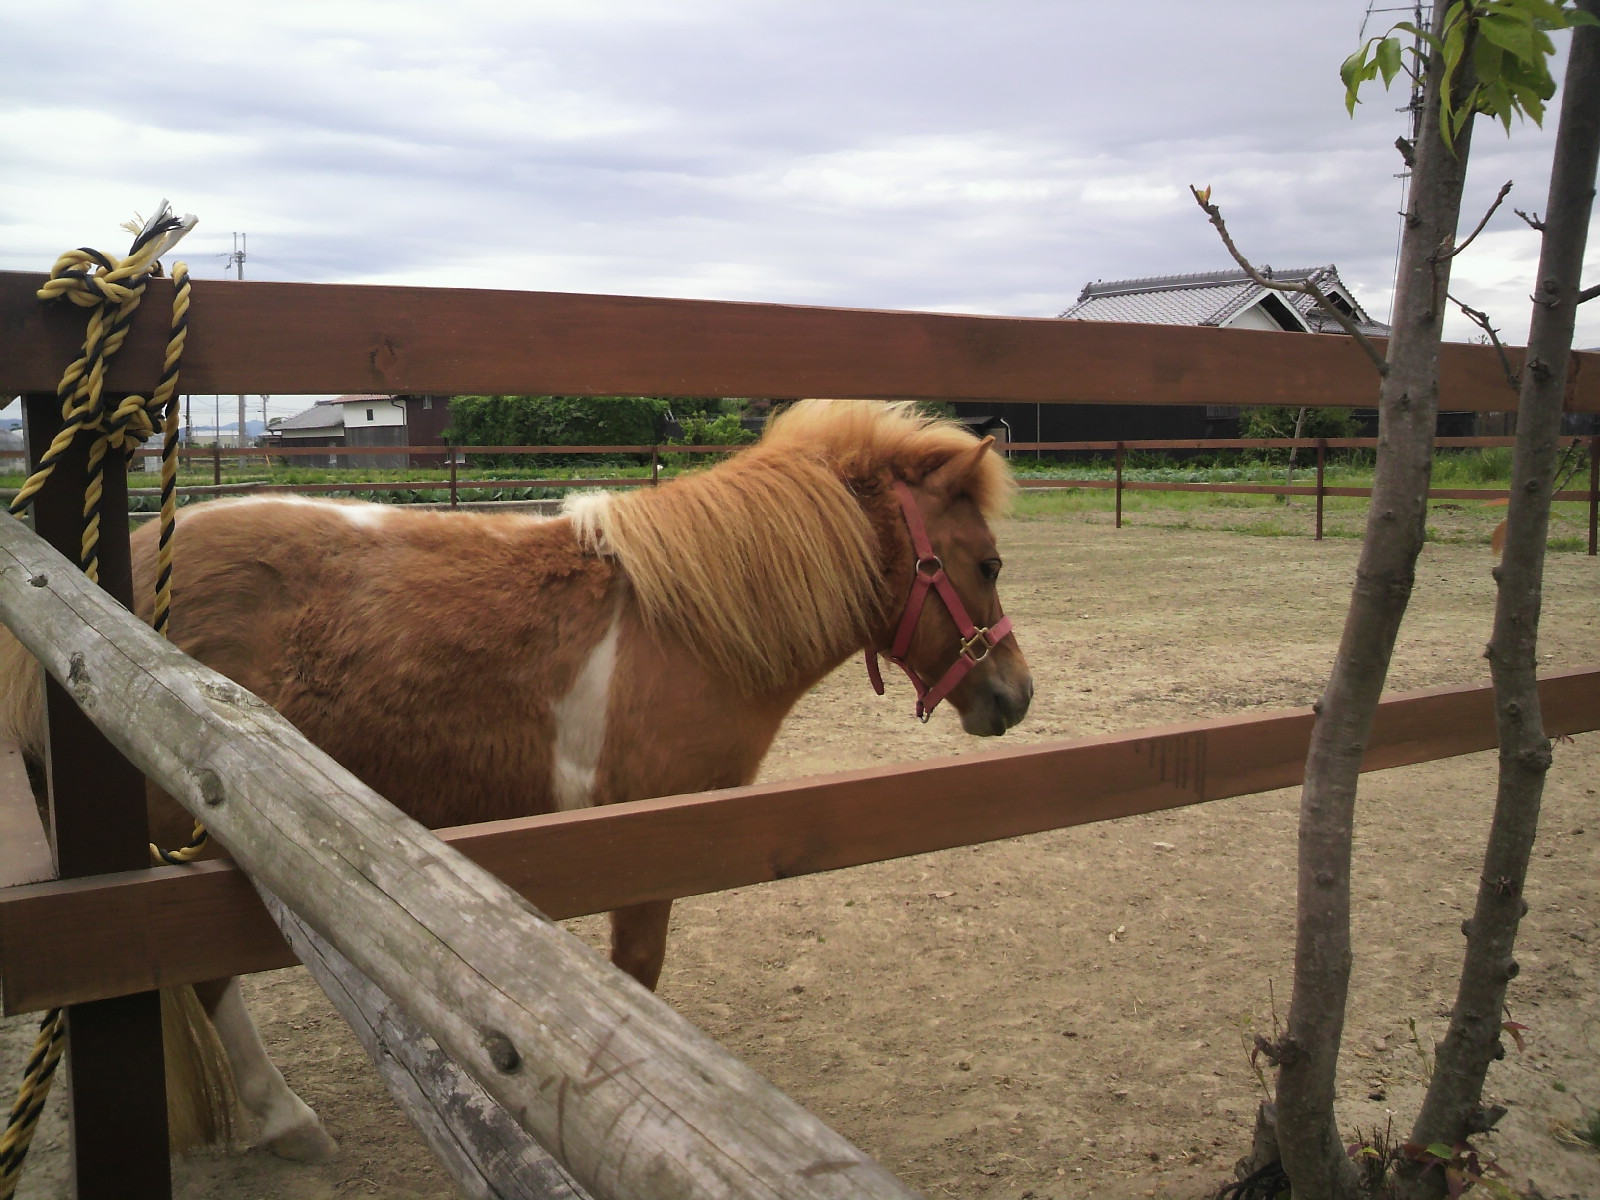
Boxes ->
[229,233,248,457]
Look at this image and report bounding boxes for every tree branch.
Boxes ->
[1449,180,1512,257]
[1578,282,1599,304]
[1446,293,1521,392]
[1188,186,1390,376]
[1514,207,1545,231]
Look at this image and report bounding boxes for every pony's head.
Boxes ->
[763,401,1033,736]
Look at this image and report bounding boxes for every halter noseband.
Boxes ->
[865,480,1013,722]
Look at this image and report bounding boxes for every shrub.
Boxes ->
[445,395,670,466]
[1238,405,1362,443]
[672,411,757,447]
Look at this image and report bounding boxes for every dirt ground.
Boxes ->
[5,508,1599,1199]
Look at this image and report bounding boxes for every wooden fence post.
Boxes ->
[1589,433,1597,556]
[651,445,660,487]
[211,443,221,487]
[449,447,459,510]
[1114,441,1124,529]
[20,393,172,1200]
[1315,439,1326,542]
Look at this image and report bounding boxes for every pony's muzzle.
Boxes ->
[957,669,1033,737]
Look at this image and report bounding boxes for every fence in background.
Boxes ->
[16,433,1584,553]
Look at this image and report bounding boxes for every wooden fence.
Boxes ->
[2,268,1598,1199]
[83,433,1600,554]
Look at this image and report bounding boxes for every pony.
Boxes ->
[0,398,1032,1161]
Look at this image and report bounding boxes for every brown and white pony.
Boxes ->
[0,398,1032,1160]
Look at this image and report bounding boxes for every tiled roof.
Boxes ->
[271,402,346,433]
[1061,265,1389,337]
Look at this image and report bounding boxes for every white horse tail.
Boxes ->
[163,985,238,1151]
[0,626,43,766]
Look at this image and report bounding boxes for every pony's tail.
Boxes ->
[162,985,238,1151]
[0,627,44,767]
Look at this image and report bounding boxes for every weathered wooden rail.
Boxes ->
[3,268,1597,1199]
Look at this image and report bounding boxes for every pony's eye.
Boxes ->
[979,558,1002,582]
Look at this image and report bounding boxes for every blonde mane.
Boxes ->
[566,400,1010,693]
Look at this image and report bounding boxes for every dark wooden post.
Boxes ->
[1315,439,1327,542]
[20,394,172,1200]
[1588,433,1597,557]
[1114,441,1124,529]
[650,445,660,487]
[448,447,459,510]
[211,443,221,487]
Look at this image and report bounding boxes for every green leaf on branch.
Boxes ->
[1344,0,1592,153]
[1375,35,1405,85]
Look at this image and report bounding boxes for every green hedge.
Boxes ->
[445,395,670,465]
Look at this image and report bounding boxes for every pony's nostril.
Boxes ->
[1004,677,1034,725]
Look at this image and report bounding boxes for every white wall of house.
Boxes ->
[340,397,406,429]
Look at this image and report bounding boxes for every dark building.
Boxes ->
[952,266,1414,445]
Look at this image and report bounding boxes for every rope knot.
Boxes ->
[37,247,153,309]
[11,204,197,566]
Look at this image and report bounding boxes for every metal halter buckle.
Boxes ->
[959,628,993,663]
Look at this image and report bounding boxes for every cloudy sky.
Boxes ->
[2,0,1596,422]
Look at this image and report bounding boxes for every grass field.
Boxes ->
[1004,446,1595,551]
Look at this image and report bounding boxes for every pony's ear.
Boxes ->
[923,436,994,499]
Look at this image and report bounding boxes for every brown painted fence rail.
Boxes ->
[5,664,1597,1015]
[4,270,1599,412]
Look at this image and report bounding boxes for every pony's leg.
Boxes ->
[608,900,674,991]
[194,977,339,1163]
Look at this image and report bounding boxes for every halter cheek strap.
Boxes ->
[866,480,1013,721]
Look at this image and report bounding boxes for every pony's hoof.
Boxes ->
[265,1120,339,1164]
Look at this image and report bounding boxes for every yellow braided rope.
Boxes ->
[149,357,209,867]
[1,207,201,1200]
[0,1011,64,1199]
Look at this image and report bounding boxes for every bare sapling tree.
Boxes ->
[1194,2,1596,1196]
[1282,6,1475,1193]
[1398,4,1600,1197]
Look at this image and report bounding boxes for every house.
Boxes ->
[952,265,1428,445]
[267,394,452,467]
[268,399,346,466]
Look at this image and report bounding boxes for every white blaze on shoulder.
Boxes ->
[549,610,621,810]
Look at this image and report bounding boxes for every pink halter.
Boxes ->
[865,480,1013,722]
